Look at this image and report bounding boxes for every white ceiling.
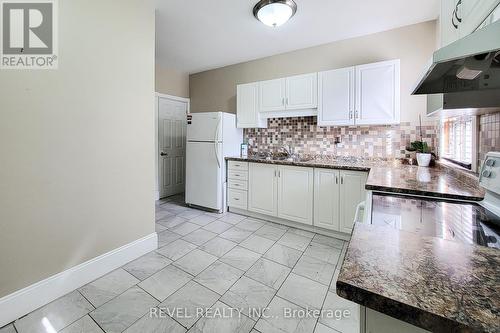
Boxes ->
[155,0,439,74]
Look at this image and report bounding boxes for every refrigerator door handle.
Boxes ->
[214,117,221,169]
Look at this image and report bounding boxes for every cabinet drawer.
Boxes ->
[228,161,248,171]
[228,179,248,191]
[228,189,248,210]
[228,170,248,181]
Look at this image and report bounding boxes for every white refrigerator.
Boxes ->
[186,112,243,212]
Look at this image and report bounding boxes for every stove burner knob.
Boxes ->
[486,159,496,167]
[482,170,491,178]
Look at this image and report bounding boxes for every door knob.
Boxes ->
[160,152,168,156]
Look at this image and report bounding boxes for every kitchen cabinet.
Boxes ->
[318,60,399,127]
[355,60,400,126]
[314,169,341,230]
[440,0,500,47]
[365,308,430,333]
[259,78,286,112]
[258,73,318,113]
[318,67,355,126]
[314,169,367,234]
[440,0,461,46]
[227,161,249,210]
[285,73,318,110]
[339,170,368,234]
[248,163,278,216]
[460,0,500,36]
[248,163,313,224]
[237,82,267,128]
[277,165,314,224]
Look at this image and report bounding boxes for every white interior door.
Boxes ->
[158,97,187,198]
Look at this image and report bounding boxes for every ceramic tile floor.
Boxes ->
[1,194,361,333]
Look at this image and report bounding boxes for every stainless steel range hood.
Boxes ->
[412,19,500,110]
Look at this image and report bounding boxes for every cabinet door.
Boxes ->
[237,83,266,128]
[318,68,355,126]
[339,170,368,234]
[285,73,318,110]
[314,169,340,231]
[459,0,500,37]
[277,166,314,224]
[440,0,461,47]
[355,60,400,126]
[365,308,430,333]
[248,163,278,216]
[259,78,286,112]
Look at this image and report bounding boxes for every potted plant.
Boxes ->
[406,116,433,167]
[407,141,432,167]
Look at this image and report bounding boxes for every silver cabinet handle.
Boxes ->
[336,176,338,184]
[234,198,240,201]
[160,152,168,156]
[341,176,344,185]
[355,110,359,119]
[349,111,353,119]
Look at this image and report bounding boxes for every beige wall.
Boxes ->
[156,65,190,98]
[0,0,155,298]
[190,21,437,123]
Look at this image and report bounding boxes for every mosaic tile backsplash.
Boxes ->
[244,117,438,159]
[479,112,500,168]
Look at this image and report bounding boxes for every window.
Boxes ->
[440,116,477,171]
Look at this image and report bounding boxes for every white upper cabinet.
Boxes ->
[440,0,461,47]
[318,67,355,126]
[259,78,286,112]
[277,165,314,225]
[318,60,399,127]
[355,60,400,126]
[440,0,500,46]
[285,73,318,110]
[258,73,318,114]
[237,82,267,128]
[459,0,500,36]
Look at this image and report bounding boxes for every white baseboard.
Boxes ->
[230,208,351,241]
[0,232,158,327]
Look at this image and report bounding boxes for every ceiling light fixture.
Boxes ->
[253,0,297,27]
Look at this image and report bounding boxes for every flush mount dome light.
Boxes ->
[253,0,297,27]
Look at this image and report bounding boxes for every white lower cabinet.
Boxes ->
[365,308,430,333]
[248,163,278,216]
[277,165,314,224]
[314,168,341,230]
[339,170,368,233]
[243,163,367,234]
[314,169,367,234]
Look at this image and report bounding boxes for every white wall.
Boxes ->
[0,0,156,298]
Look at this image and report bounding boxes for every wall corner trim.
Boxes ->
[0,232,158,327]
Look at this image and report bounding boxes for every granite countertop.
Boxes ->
[226,156,484,201]
[337,222,500,333]
[366,164,484,201]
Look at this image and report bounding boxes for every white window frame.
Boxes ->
[440,116,478,172]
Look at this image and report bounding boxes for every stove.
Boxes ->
[369,152,500,249]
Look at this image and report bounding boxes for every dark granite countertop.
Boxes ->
[366,164,484,202]
[226,156,484,201]
[337,195,500,333]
